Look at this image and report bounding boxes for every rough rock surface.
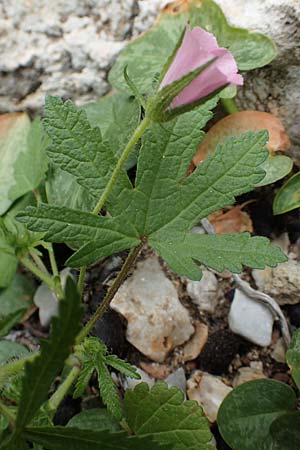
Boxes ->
[111,256,194,362]
[187,370,232,423]
[232,361,266,387]
[186,270,219,314]
[253,260,300,305]
[1,0,300,161]
[228,288,274,347]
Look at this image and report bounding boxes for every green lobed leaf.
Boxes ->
[23,426,173,450]
[16,277,83,431]
[43,96,132,215]
[16,203,140,266]
[104,355,140,379]
[273,172,300,215]
[286,328,300,391]
[83,92,140,170]
[109,0,277,95]
[67,408,120,432]
[150,233,287,280]
[124,382,214,450]
[0,341,29,365]
[217,379,297,450]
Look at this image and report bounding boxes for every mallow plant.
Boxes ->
[0,1,291,449]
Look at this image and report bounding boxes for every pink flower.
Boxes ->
[160,25,243,109]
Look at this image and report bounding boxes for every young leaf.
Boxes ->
[273,172,300,215]
[286,328,300,391]
[96,359,123,421]
[217,379,297,450]
[67,409,120,432]
[124,382,214,450]
[43,96,132,215]
[16,277,82,431]
[108,0,277,94]
[23,427,172,450]
[105,355,140,380]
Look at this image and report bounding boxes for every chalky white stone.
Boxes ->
[228,288,274,347]
[186,270,219,314]
[111,256,194,362]
[187,370,232,423]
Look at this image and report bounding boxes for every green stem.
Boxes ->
[76,243,143,344]
[77,115,151,296]
[46,243,59,278]
[77,266,87,298]
[20,257,56,289]
[92,115,151,215]
[47,365,81,416]
[0,400,15,428]
[221,97,239,114]
[0,353,37,384]
[29,251,49,275]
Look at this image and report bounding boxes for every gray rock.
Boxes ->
[186,270,219,314]
[228,288,274,347]
[111,256,194,362]
[165,367,186,395]
[123,366,155,390]
[253,260,300,305]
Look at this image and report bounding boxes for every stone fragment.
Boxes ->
[253,260,300,305]
[271,338,286,364]
[233,361,266,387]
[139,362,171,379]
[228,289,274,347]
[124,367,155,390]
[182,323,208,362]
[111,256,194,362]
[186,270,219,314]
[165,367,186,394]
[187,371,232,423]
[34,268,72,327]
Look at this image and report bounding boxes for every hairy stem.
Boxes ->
[29,251,49,275]
[45,242,59,278]
[0,353,37,384]
[20,257,56,289]
[221,97,239,114]
[47,365,81,416]
[76,243,143,344]
[77,115,151,295]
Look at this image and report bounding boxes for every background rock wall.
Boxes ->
[0,0,299,158]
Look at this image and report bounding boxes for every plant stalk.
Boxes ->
[77,115,151,295]
[20,257,56,289]
[221,97,239,114]
[46,365,81,416]
[76,243,143,344]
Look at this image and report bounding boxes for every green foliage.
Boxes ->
[0,114,47,215]
[217,379,298,450]
[124,382,214,450]
[0,341,29,365]
[17,102,286,279]
[270,412,300,450]
[67,408,120,432]
[109,0,277,95]
[0,274,34,336]
[74,338,140,420]
[286,328,300,391]
[23,427,173,450]
[16,277,82,431]
[255,155,293,187]
[273,172,300,215]
[43,96,132,215]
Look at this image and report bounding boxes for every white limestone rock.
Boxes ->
[228,288,274,347]
[233,361,266,387]
[253,260,300,305]
[186,270,219,314]
[111,256,194,362]
[187,371,232,423]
